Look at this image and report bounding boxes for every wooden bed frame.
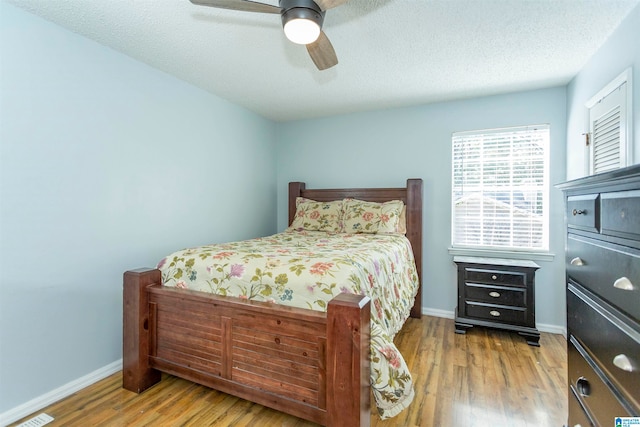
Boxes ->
[123,179,423,426]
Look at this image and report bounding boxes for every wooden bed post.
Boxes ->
[123,268,161,393]
[289,181,305,225]
[326,294,371,427]
[406,178,423,318]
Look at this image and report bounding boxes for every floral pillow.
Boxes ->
[289,197,343,232]
[397,205,407,234]
[342,199,405,234]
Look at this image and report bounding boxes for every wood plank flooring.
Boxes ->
[11,316,567,426]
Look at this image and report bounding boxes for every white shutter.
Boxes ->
[452,125,549,251]
[592,105,621,174]
[590,83,625,174]
[587,68,632,175]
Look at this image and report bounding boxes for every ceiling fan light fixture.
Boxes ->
[281,1,325,45]
[284,17,321,44]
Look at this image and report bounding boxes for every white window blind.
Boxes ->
[452,125,550,251]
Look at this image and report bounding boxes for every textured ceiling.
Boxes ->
[5,0,640,121]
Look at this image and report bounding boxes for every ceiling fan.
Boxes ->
[189,0,349,70]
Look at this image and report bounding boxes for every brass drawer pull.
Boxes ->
[572,209,586,216]
[489,310,500,317]
[489,291,500,298]
[613,354,636,372]
[613,277,635,291]
[570,257,584,266]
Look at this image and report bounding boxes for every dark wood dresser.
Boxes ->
[454,256,540,346]
[558,164,640,426]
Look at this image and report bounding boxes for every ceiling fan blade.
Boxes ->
[313,0,349,11]
[306,31,338,70]
[189,0,280,14]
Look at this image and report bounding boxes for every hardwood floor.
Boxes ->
[11,316,567,427]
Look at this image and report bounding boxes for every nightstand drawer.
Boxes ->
[464,268,526,287]
[568,337,632,425]
[463,282,525,306]
[601,190,640,240]
[567,234,640,322]
[568,285,640,412]
[464,301,527,325]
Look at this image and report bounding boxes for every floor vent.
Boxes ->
[16,413,54,427]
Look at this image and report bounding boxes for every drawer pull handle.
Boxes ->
[491,275,498,280]
[575,376,590,396]
[613,277,636,291]
[613,354,636,372]
[572,209,586,216]
[570,257,584,266]
[489,291,501,298]
[489,310,500,317]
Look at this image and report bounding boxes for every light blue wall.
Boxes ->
[0,3,277,414]
[566,4,640,179]
[276,87,568,330]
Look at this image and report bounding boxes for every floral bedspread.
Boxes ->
[157,229,419,419]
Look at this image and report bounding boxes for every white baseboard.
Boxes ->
[421,307,566,336]
[422,306,455,319]
[0,359,122,427]
[536,323,567,337]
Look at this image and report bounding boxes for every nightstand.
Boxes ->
[454,256,540,346]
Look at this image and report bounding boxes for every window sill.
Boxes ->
[447,247,555,262]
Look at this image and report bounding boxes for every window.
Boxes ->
[586,68,632,175]
[452,125,550,252]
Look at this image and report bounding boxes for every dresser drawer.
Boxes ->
[568,386,594,427]
[567,194,599,232]
[567,234,640,322]
[568,285,640,413]
[464,268,526,287]
[463,282,526,306]
[568,337,633,425]
[601,190,640,240]
[463,301,527,325]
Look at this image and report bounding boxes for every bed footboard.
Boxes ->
[123,268,371,427]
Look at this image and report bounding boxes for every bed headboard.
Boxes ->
[288,179,423,318]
